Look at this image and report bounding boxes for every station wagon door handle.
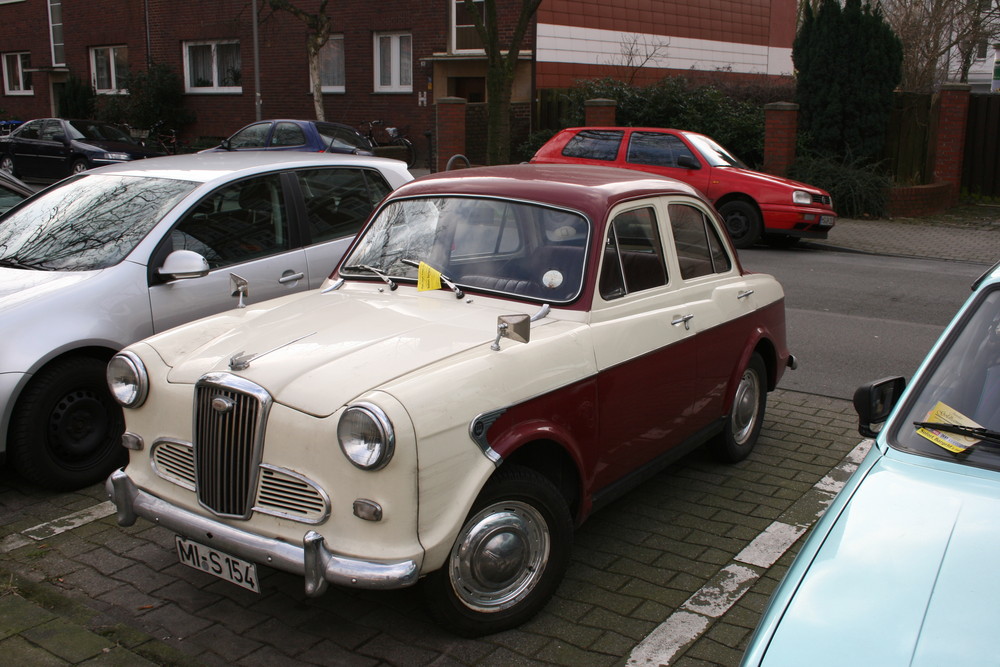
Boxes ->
[738,289,755,300]
[671,314,694,330]
[278,271,305,284]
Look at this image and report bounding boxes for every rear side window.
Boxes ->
[668,203,732,279]
[271,122,307,147]
[561,129,624,161]
[296,168,392,242]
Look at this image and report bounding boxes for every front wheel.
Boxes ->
[718,200,762,249]
[0,154,15,176]
[9,357,126,490]
[421,465,572,636]
[711,352,767,463]
[71,158,89,175]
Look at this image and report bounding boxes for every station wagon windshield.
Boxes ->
[892,287,1000,472]
[341,196,590,302]
[0,174,196,271]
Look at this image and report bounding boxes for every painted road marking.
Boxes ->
[0,501,116,553]
[627,439,873,666]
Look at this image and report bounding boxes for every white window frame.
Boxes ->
[48,0,64,66]
[374,32,412,93]
[2,52,32,96]
[90,45,128,94]
[451,0,486,54]
[182,40,242,93]
[319,35,345,93]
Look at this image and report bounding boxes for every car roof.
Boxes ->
[390,163,704,221]
[81,151,409,184]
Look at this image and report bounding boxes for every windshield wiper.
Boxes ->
[913,421,1000,447]
[401,258,464,299]
[342,264,397,290]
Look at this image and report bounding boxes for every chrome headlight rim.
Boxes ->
[338,402,395,471]
[107,351,149,408]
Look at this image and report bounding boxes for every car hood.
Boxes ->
[154,287,553,417]
[0,266,96,308]
[72,138,161,157]
[718,166,826,195]
[760,451,1000,666]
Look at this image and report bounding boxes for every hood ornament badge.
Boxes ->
[229,332,316,371]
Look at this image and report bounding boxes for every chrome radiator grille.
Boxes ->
[194,373,272,518]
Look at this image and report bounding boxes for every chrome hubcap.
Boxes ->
[449,500,549,612]
[731,367,761,445]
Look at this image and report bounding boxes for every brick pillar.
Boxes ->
[585,98,616,126]
[932,83,970,205]
[763,101,798,177]
[435,97,467,173]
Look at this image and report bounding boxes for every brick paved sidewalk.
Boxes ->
[0,389,861,666]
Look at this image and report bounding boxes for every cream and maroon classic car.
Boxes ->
[106,164,795,635]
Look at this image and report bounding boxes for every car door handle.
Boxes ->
[278,271,305,284]
[671,314,694,330]
[738,289,755,299]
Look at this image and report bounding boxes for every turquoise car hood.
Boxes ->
[759,450,1000,666]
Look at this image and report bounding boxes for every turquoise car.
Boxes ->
[743,261,1000,666]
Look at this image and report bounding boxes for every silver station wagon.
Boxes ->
[0,152,411,490]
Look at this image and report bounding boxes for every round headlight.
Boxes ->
[338,403,394,470]
[107,352,148,408]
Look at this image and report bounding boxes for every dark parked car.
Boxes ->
[0,169,33,214]
[206,119,374,155]
[0,118,164,181]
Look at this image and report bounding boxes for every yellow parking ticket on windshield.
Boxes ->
[917,402,981,453]
[417,262,442,291]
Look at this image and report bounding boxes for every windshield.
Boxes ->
[0,174,197,271]
[66,120,135,143]
[890,287,1000,472]
[341,196,590,302]
[683,133,747,168]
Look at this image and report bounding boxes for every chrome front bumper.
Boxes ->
[106,469,420,596]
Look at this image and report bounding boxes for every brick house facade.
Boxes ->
[0,0,796,166]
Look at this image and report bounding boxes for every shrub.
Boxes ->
[788,153,890,218]
[96,63,193,133]
[58,75,96,118]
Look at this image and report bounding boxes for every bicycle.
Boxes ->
[360,120,416,168]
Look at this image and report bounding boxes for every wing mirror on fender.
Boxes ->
[491,304,551,351]
[853,376,907,438]
[158,250,210,281]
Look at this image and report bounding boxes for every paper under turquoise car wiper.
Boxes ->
[913,421,1000,446]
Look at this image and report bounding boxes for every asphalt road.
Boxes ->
[739,246,988,400]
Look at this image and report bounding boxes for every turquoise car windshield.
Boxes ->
[892,287,1000,471]
[0,174,196,271]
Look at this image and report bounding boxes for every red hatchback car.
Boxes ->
[531,127,837,249]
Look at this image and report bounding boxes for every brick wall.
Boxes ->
[763,102,797,177]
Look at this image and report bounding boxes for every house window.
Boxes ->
[452,0,485,52]
[183,40,241,93]
[374,33,411,93]
[49,0,64,66]
[2,52,32,95]
[320,35,345,92]
[91,46,128,93]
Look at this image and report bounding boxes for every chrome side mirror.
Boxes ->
[158,250,210,280]
[230,273,249,308]
[853,376,906,438]
[492,314,531,351]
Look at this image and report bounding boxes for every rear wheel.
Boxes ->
[392,137,416,168]
[719,200,762,249]
[711,352,767,462]
[422,464,572,636]
[9,357,126,490]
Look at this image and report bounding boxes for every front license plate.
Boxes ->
[175,536,260,593]
[819,215,835,227]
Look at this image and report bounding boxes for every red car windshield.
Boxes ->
[683,133,747,169]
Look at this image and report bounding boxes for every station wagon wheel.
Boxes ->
[712,352,767,462]
[422,464,572,636]
[719,200,762,249]
[9,356,126,490]
[0,155,14,176]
